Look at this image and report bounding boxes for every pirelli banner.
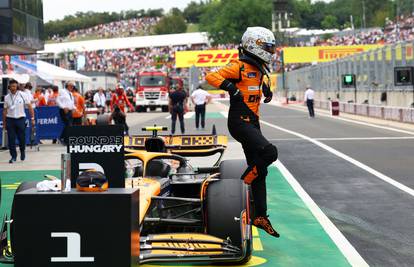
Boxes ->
[283,45,383,64]
[175,49,239,68]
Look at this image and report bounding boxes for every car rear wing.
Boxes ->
[124,134,228,157]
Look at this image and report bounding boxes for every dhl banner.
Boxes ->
[283,45,382,64]
[175,49,239,68]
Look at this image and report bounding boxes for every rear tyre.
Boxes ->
[206,179,251,263]
[219,159,247,179]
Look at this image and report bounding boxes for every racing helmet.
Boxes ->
[240,27,276,64]
[76,170,108,192]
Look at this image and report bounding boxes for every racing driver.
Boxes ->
[110,83,134,113]
[206,27,279,237]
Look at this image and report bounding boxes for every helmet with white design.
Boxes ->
[240,27,276,64]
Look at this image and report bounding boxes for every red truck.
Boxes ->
[135,70,170,112]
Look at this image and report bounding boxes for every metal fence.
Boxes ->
[278,41,414,94]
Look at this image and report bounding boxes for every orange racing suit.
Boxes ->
[206,56,278,219]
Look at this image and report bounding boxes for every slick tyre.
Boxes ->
[219,159,247,179]
[206,179,252,264]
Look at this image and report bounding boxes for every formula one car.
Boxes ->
[0,126,253,265]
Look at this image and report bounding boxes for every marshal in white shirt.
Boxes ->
[57,88,75,110]
[4,91,30,118]
[304,88,315,101]
[191,89,211,105]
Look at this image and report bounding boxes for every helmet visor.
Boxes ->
[262,43,276,54]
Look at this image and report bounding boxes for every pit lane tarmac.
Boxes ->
[2,102,414,266]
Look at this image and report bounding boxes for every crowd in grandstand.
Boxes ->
[50,17,160,42]
[306,15,414,46]
[72,43,240,86]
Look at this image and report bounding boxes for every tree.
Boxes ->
[199,0,272,44]
[154,13,187,35]
[183,1,206,23]
[321,15,339,29]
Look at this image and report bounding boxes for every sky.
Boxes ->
[43,0,332,22]
[42,0,198,22]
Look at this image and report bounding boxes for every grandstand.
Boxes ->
[49,17,160,42]
[36,11,414,108]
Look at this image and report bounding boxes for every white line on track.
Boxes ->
[275,160,369,267]
[221,105,369,265]
[268,136,414,142]
[260,119,414,197]
[165,112,194,119]
[220,105,414,195]
[271,102,414,136]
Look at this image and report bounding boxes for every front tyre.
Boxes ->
[206,178,252,263]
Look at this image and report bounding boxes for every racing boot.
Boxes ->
[241,165,258,184]
[253,216,280,238]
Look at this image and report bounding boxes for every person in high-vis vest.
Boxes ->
[206,27,279,237]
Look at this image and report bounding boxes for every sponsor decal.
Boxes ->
[248,86,260,91]
[282,45,382,64]
[175,50,239,68]
[181,136,216,146]
[318,48,364,60]
[51,232,94,262]
[68,136,123,153]
[247,72,257,78]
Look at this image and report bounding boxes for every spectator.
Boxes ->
[47,86,59,106]
[84,90,94,108]
[21,82,35,109]
[33,87,47,107]
[126,88,135,109]
[52,17,160,42]
[105,89,112,112]
[110,105,129,135]
[72,87,86,125]
[110,84,134,113]
[93,88,107,114]
[44,87,52,103]
[57,82,75,144]
[2,79,35,163]
[191,86,211,130]
[169,84,187,135]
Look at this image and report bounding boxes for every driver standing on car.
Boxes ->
[206,27,279,237]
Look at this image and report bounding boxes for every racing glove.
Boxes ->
[262,82,273,103]
[220,80,243,101]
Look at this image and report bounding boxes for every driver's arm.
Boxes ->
[205,61,240,95]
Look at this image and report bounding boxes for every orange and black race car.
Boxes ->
[0,126,253,265]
